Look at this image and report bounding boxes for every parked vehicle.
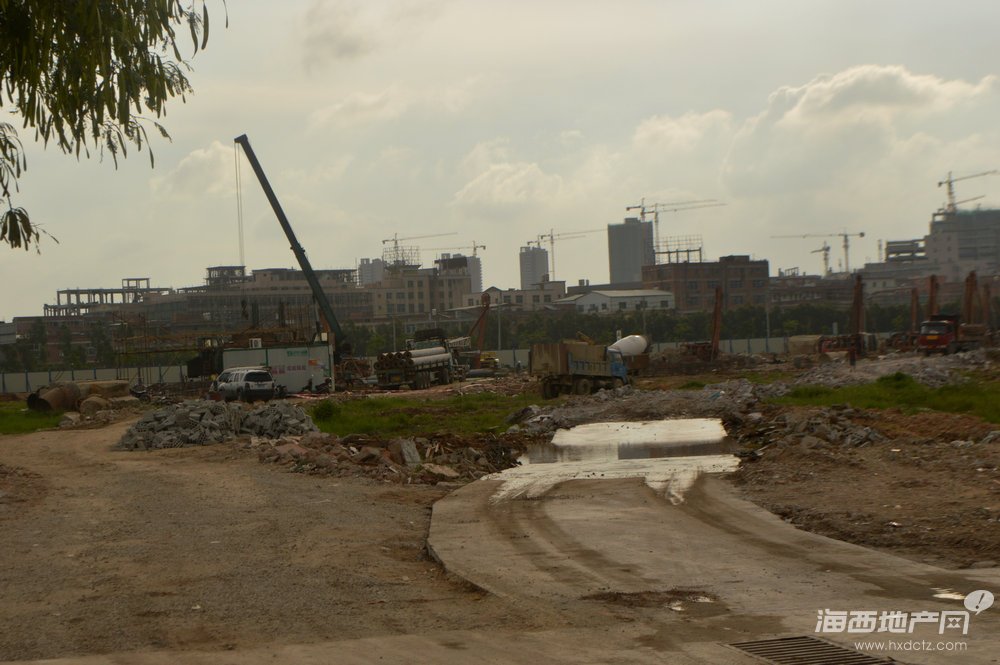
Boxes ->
[531,340,630,399]
[212,367,276,402]
[917,314,987,355]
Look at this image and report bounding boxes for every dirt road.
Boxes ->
[0,423,565,661]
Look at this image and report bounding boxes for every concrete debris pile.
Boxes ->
[733,405,885,455]
[511,380,776,435]
[117,400,317,450]
[791,349,993,389]
[252,431,530,484]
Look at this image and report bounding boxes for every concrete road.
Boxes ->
[428,469,1000,664]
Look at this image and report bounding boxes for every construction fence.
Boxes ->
[1,336,798,394]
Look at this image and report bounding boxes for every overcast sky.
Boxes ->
[4,0,1000,319]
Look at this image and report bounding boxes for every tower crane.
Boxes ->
[537,228,603,281]
[770,231,866,274]
[811,242,831,275]
[938,170,998,214]
[381,231,457,265]
[626,198,726,248]
[381,231,457,248]
[424,241,486,256]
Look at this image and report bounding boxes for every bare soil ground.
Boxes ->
[4,352,999,661]
[732,407,1000,569]
[0,422,571,662]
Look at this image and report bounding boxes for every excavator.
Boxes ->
[234,134,369,388]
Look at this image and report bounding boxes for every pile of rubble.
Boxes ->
[251,430,530,484]
[791,348,995,389]
[117,400,316,450]
[510,379,781,435]
[732,405,885,456]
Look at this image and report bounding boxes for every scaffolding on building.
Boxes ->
[655,235,704,264]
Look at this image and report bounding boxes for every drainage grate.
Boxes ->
[728,635,893,664]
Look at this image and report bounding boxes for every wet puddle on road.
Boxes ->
[521,419,736,464]
[488,419,739,504]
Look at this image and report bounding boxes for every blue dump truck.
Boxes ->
[531,341,630,399]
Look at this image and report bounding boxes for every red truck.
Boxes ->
[917,314,988,355]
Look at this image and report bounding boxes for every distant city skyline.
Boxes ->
[3,0,1000,318]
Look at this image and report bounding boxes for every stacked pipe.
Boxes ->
[375,347,449,371]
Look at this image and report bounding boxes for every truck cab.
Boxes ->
[918,315,959,355]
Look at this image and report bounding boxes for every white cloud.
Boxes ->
[458,138,512,177]
[453,161,562,208]
[722,65,1000,199]
[301,1,377,67]
[633,110,734,153]
[309,90,408,129]
[309,78,481,130]
[150,141,233,199]
[301,0,451,70]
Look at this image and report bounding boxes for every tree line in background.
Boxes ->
[0,300,969,373]
[344,301,937,358]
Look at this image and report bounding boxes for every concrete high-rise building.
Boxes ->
[437,253,482,293]
[608,217,655,284]
[358,257,386,286]
[925,208,1000,282]
[519,245,549,290]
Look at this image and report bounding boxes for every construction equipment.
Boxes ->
[817,275,877,357]
[681,286,724,361]
[234,136,373,391]
[461,292,494,370]
[918,314,986,355]
[627,198,726,250]
[771,231,866,274]
[382,232,457,265]
[537,228,603,280]
[927,274,940,317]
[918,271,991,355]
[531,340,630,399]
[811,242,831,275]
[425,241,486,257]
[234,135,350,369]
[938,170,998,214]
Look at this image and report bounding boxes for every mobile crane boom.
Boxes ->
[234,134,348,360]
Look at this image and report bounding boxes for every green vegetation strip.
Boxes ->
[310,392,544,437]
[773,372,1000,423]
[0,402,62,435]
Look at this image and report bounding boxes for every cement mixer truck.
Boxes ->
[531,335,649,399]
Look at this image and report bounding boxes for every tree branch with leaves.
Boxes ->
[0,0,225,250]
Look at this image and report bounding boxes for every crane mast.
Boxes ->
[234,134,348,360]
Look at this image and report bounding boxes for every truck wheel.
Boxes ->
[541,380,558,399]
[947,343,957,355]
[612,378,624,390]
[573,378,592,395]
[439,368,451,385]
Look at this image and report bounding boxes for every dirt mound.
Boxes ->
[732,406,1000,568]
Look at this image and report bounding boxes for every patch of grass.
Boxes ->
[742,370,797,385]
[0,401,62,435]
[309,391,544,437]
[773,372,1000,423]
[677,380,706,390]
